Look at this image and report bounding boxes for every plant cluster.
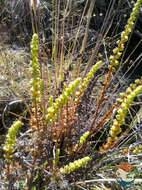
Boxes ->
[1,0,142,189]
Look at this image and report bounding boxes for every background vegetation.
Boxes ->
[0,0,142,189]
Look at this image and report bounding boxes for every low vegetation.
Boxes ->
[0,0,142,189]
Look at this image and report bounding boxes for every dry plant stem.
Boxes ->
[4,161,11,188]
[111,129,130,149]
[59,34,64,83]
[65,103,70,150]
[53,0,60,88]
[90,104,117,136]
[80,0,95,53]
[89,67,113,133]
[59,108,64,146]
[68,0,89,64]
[67,104,78,151]
[83,0,116,77]
[34,103,40,131]
[58,0,71,84]
[27,156,37,190]
[77,101,120,153]
[82,37,104,78]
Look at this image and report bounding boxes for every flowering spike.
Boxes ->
[46,78,81,121]
[75,61,103,102]
[3,120,22,159]
[60,156,91,174]
[79,131,90,145]
[109,84,142,138]
[108,0,142,69]
[29,33,42,107]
